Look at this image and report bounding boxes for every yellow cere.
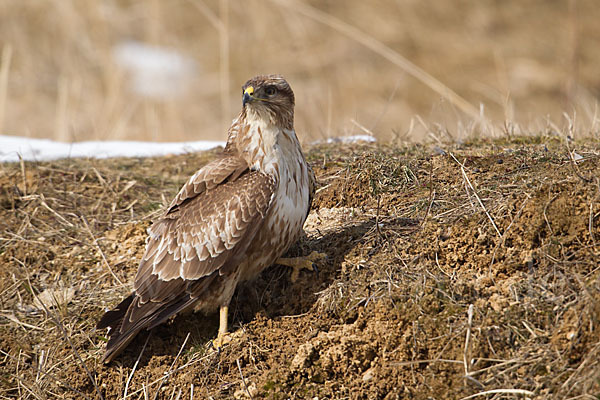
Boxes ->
[244,86,254,96]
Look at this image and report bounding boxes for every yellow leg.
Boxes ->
[212,305,231,350]
[276,251,326,282]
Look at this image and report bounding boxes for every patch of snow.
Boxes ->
[0,135,224,163]
[113,40,196,99]
[312,135,376,145]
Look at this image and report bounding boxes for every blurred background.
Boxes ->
[0,0,599,144]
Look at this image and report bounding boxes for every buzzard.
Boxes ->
[97,75,317,363]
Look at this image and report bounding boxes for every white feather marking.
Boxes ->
[179,260,187,277]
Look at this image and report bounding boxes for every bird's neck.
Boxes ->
[231,112,300,180]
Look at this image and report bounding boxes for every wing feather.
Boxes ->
[168,155,248,213]
[136,161,274,304]
[98,155,277,362]
[137,167,276,288]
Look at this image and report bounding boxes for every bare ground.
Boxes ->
[1,136,599,399]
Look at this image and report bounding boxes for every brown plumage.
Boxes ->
[97,75,315,363]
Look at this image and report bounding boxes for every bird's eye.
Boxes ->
[264,86,277,96]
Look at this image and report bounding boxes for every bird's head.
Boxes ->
[241,75,295,129]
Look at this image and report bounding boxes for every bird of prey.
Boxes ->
[97,75,319,363]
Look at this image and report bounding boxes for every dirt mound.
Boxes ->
[1,138,599,398]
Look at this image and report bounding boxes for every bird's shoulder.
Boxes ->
[165,152,250,217]
[136,153,278,284]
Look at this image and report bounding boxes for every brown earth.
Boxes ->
[1,137,599,399]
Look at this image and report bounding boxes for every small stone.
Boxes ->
[291,342,315,370]
[362,367,375,382]
[234,383,257,399]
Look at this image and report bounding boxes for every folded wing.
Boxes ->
[97,155,276,362]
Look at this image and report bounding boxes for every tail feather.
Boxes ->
[97,276,218,363]
[102,325,145,363]
[97,292,199,363]
[97,294,143,363]
[97,295,134,331]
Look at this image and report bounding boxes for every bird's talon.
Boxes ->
[276,251,326,282]
[211,332,232,351]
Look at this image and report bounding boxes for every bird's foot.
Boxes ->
[276,251,326,282]
[211,305,232,352]
[211,331,232,351]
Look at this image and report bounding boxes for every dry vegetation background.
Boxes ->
[1,137,600,399]
[2,1,600,400]
[1,0,600,144]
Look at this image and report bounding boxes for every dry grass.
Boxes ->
[0,151,217,399]
[1,135,599,398]
[305,136,600,398]
[1,0,600,145]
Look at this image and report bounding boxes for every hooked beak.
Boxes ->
[242,86,254,106]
